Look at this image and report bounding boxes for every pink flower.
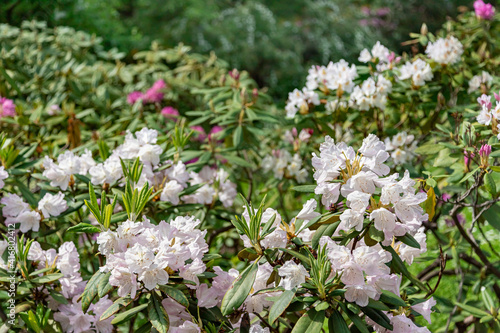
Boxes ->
[478,94,492,110]
[208,126,223,142]
[0,97,16,118]
[474,0,495,20]
[190,126,207,142]
[161,106,179,120]
[228,69,240,81]
[494,91,500,102]
[127,91,143,105]
[464,150,475,165]
[441,193,451,202]
[143,79,166,103]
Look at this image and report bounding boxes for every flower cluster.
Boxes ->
[43,127,237,208]
[358,41,400,72]
[477,93,500,139]
[29,241,84,299]
[127,79,166,104]
[311,134,428,249]
[285,87,320,118]
[468,71,493,93]
[0,96,16,118]
[305,60,358,93]
[1,192,67,232]
[97,216,208,297]
[43,150,96,190]
[384,132,417,165]
[261,149,308,183]
[398,59,433,87]
[474,0,495,20]
[425,36,463,65]
[349,75,392,111]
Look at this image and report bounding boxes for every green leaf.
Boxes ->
[80,271,104,312]
[158,285,189,308]
[291,308,325,333]
[49,290,68,305]
[223,154,252,167]
[482,203,500,232]
[379,290,407,307]
[456,302,490,318]
[100,297,133,321]
[338,303,370,333]
[233,125,243,147]
[111,303,148,325]
[311,223,338,250]
[278,248,311,266]
[149,293,170,333]
[31,273,64,284]
[396,233,421,249]
[291,185,317,193]
[484,172,497,196]
[67,223,101,234]
[361,307,393,330]
[328,308,349,333]
[460,167,479,183]
[269,289,296,324]
[221,260,259,315]
[97,272,113,297]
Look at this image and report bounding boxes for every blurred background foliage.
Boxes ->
[0,0,490,98]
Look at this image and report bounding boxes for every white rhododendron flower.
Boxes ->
[278,261,309,290]
[425,36,463,64]
[38,191,68,217]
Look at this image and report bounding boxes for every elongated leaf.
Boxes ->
[456,302,491,318]
[361,307,393,330]
[80,271,104,312]
[67,223,101,234]
[158,285,189,308]
[291,308,325,333]
[338,303,369,333]
[328,308,349,333]
[97,272,113,297]
[31,273,64,284]
[233,125,243,147]
[379,290,407,307]
[396,233,421,249]
[269,289,296,324]
[111,303,148,325]
[291,185,316,193]
[149,293,169,333]
[278,248,311,266]
[100,297,133,321]
[484,172,497,196]
[221,260,259,315]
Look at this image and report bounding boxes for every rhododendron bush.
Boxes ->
[0,2,500,332]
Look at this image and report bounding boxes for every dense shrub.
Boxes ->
[0,1,499,332]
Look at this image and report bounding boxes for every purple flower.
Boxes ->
[161,106,179,120]
[127,91,143,105]
[0,97,16,118]
[474,0,495,20]
[143,79,166,103]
